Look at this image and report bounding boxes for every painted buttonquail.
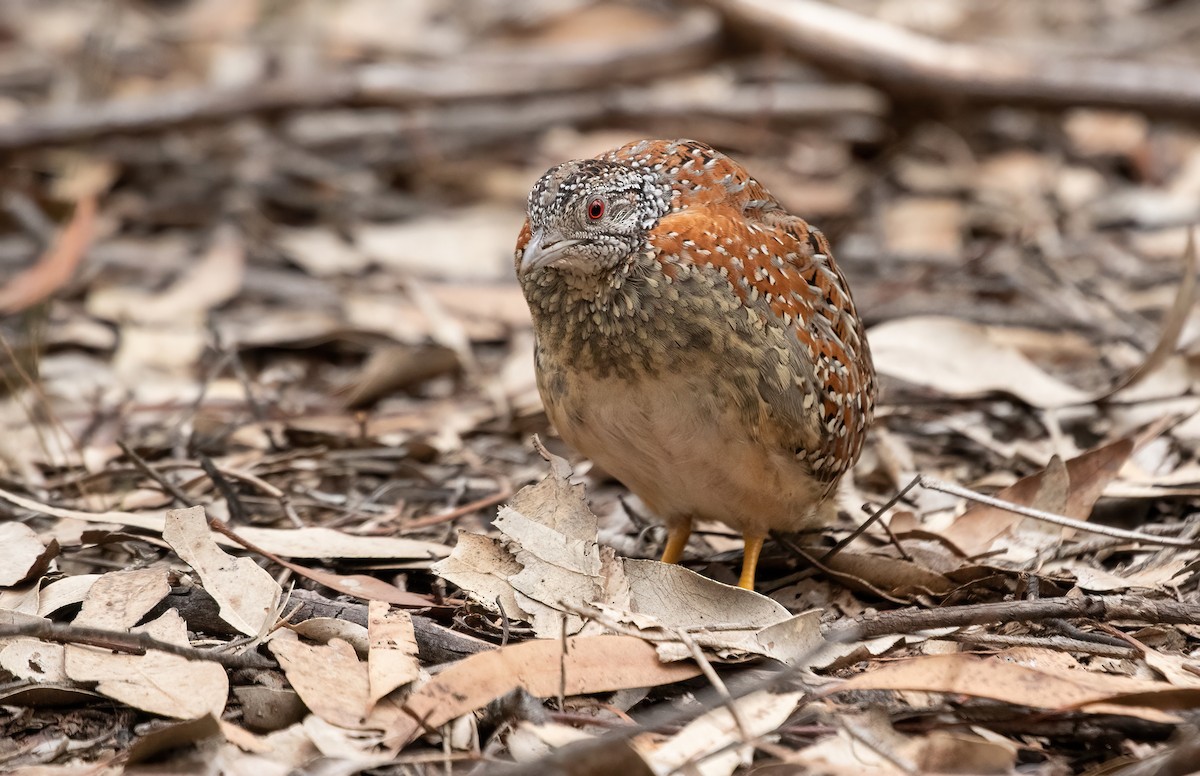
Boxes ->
[515,139,876,590]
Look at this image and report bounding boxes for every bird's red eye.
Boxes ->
[587,198,605,220]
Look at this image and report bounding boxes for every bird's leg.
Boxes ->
[660,519,692,565]
[738,533,766,590]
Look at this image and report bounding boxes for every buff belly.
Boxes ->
[539,367,833,537]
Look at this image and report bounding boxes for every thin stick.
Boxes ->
[918,475,1198,548]
[0,619,271,669]
[405,486,513,530]
[672,626,756,761]
[117,439,193,506]
[198,453,247,524]
[820,475,920,563]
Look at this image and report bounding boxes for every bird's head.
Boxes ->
[516,158,673,281]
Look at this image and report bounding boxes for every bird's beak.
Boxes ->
[519,229,581,277]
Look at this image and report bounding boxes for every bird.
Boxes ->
[514,139,875,590]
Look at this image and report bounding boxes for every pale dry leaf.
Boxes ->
[0,639,67,682]
[1063,109,1148,158]
[387,635,702,747]
[434,449,617,636]
[1104,228,1197,399]
[65,609,228,719]
[1141,647,1200,689]
[788,728,910,776]
[36,573,100,617]
[432,532,526,620]
[620,559,797,657]
[73,566,170,629]
[868,316,1091,408]
[0,583,40,620]
[837,653,1196,722]
[301,715,393,762]
[636,690,803,776]
[288,618,367,657]
[0,487,451,560]
[277,227,370,277]
[268,629,371,729]
[1049,558,1190,592]
[913,730,1018,774]
[0,522,58,587]
[881,197,963,261]
[138,224,246,323]
[496,454,607,635]
[367,601,421,705]
[218,721,322,771]
[357,206,519,282]
[163,506,282,638]
[507,720,593,764]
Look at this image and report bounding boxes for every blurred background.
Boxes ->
[0,0,1197,540]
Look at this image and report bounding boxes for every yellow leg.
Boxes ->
[660,520,692,565]
[738,533,766,590]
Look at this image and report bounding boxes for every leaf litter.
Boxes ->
[0,0,1199,773]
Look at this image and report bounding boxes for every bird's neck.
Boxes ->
[522,255,675,378]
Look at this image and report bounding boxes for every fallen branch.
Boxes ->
[827,594,1200,642]
[0,10,717,151]
[707,0,1200,115]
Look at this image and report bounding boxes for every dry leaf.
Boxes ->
[942,437,1134,559]
[837,653,1197,722]
[89,224,246,325]
[163,506,282,637]
[0,196,96,315]
[72,566,170,629]
[387,634,702,747]
[268,629,372,730]
[356,206,520,282]
[65,609,228,719]
[367,601,421,705]
[869,316,1091,408]
[36,573,100,617]
[0,487,451,560]
[882,197,964,260]
[636,690,803,776]
[0,522,59,587]
[0,639,67,682]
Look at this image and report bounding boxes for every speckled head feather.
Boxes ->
[518,158,672,279]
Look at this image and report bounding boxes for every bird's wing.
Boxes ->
[647,203,874,483]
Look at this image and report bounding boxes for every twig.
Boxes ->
[918,475,1199,548]
[117,440,193,506]
[405,485,513,530]
[820,475,920,563]
[672,627,755,763]
[940,631,1138,659]
[198,453,247,524]
[706,0,1200,115]
[774,534,909,605]
[0,619,271,669]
